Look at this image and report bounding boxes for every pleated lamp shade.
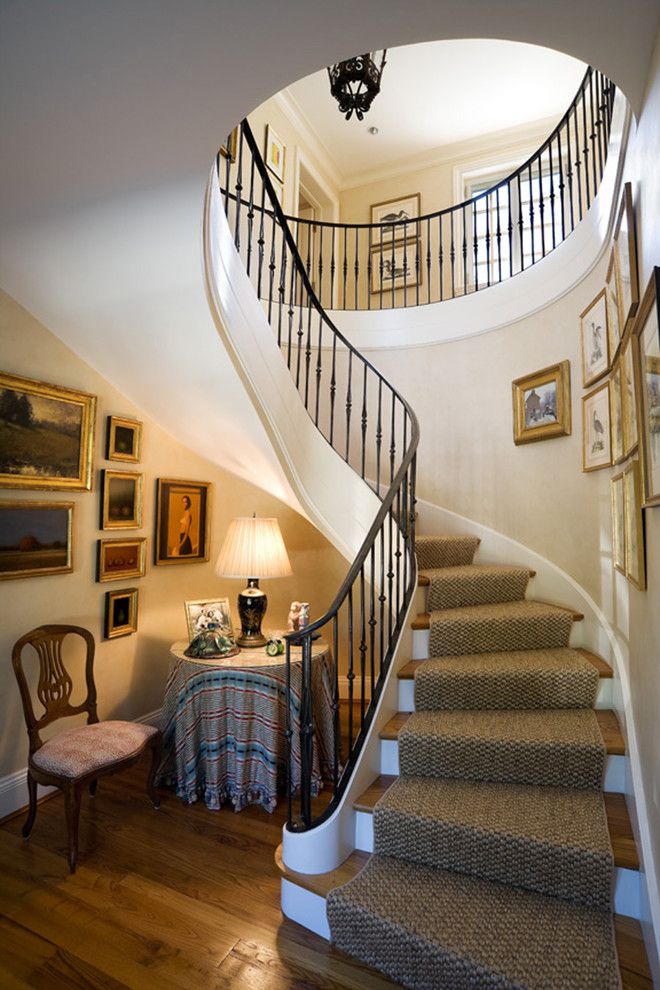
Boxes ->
[215,517,292,579]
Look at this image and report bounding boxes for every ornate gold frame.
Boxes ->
[97,537,147,582]
[264,124,286,184]
[100,469,143,529]
[610,472,625,574]
[605,248,623,360]
[106,415,142,463]
[609,363,625,465]
[623,460,646,590]
[632,267,660,507]
[613,182,639,335]
[104,587,139,638]
[579,288,610,387]
[511,360,571,445]
[154,478,211,565]
[0,372,95,491]
[0,500,74,580]
[582,381,612,472]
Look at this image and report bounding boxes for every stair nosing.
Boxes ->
[412,601,584,630]
[397,649,613,680]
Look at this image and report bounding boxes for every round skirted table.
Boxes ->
[155,640,336,812]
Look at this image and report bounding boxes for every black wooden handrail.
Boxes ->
[218,118,419,832]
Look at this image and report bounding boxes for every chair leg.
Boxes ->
[89,779,98,797]
[64,783,83,873]
[146,733,162,810]
[22,771,38,839]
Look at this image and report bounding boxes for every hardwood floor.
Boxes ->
[0,759,397,989]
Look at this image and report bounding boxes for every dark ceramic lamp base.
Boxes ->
[236,578,268,647]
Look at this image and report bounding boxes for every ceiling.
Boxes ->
[284,41,587,182]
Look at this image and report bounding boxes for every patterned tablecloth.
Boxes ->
[156,640,336,812]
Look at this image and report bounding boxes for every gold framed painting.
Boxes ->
[100,470,143,529]
[512,360,571,445]
[219,126,238,163]
[609,363,624,465]
[610,472,625,574]
[104,587,139,639]
[620,337,638,458]
[184,597,235,642]
[106,415,142,462]
[264,124,285,184]
[0,372,95,491]
[0,501,73,580]
[605,249,623,359]
[370,238,421,294]
[371,193,421,243]
[155,478,211,565]
[632,267,660,507]
[623,460,645,590]
[613,182,639,335]
[582,381,612,471]
[97,537,146,582]
[580,288,610,386]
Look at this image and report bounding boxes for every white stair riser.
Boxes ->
[398,676,613,712]
[280,878,330,939]
[379,738,627,794]
[353,810,640,918]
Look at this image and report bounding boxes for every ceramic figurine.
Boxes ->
[287,601,302,631]
[298,602,310,629]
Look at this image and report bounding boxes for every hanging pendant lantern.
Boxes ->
[327,51,387,121]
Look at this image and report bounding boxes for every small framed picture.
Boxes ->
[0,372,96,491]
[101,470,143,529]
[265,124,285,184]
[512,360,571,445]
[609,364,624,464]
[0,501,73,580]
[371,193,420,243]
[610,472,625,574]
[582,381,612,471]
[184,597,235,642]
[613,182,639,335]
[97,537,146,582]
[623,460,645,590]
[580,289,610,386]
[620,337,638,458]
[371,238,421,294]
[605,249,623,358]
[106,416,142,462]
[155,478,211,565]
[219,126,238,163]
[632,267,660,507]
[104,587,139,639]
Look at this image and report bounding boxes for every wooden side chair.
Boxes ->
[12,624,162,872]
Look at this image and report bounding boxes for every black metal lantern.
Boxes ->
[327,51,387,121]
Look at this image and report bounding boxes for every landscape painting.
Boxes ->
[0,372,96,490]
[512,361,571,445]
[0,502,73,580]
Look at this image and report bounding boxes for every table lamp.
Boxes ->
[215,515,292,647]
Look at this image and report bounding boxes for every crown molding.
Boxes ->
[274,90,344,191]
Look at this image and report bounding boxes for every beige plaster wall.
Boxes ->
[0,291,348,780]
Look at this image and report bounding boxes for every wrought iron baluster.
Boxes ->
[450,211,456,299]
[222,136,232,216]
[473,198,479,292]
[557,130,566,241]
[581,81,591,209]
[588,69,599,190]
[379,227,385,310]
[303,295,313,408]
[354,226,359,310]
[268,208,277,325]
[256,179,266,299]
[359,564,367,725]
[330,227,336,308]
[517,172,525,271]
[342,226,348,309]
[415,221,420,307]
[403,222,409,308]
[565,114,575,232]
[528,163,535,265]
[485,192,491,287]
[462,205,468,294]
[507,180,514,277]
[360,363,368,480]
[285,638,293,825]
[329,335,337,446]
[367,228,373,311]
[278,244,288,356]
[548,141,556,250]
[436,215,441,303]
[369,543,376,694]
[314,313,323,427]
[299,634,314,828]
[376,377,383,496]
[573,104,583,222]
[427,216,432,304]
[234,127,244,250]
[537,155,546,258]
[390,234,396,308]
[389,390,396,484]
[496,186,502,283]
[347,588,354,753]
[246,154,256,277]
[379,524,386,675]
[332,614,340,793]
[345,350,353,464]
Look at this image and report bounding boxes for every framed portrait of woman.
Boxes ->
[155,478,211,565]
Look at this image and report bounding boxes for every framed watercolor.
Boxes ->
[0,501,73,580]
[512,360,571,446]
[0,372,95,491]
[155,478,211,565]
[104,587,139,639]
[611,472,625,574]
[582,381,612,471]
[623,460,645,590]
[100,470,143,529]
[580,288,610,386]
[371,193,420,243]
[620,337,639,458]
[264,125,285,183]
[370,238,421,294]
[609,363,624,465]
[184,597,235,642]
[632,267,660,507]
[605,249,623,358]
[219,126,238,163]
[106,415,142,463]
[97,537,146,582]
[613,182,639,334]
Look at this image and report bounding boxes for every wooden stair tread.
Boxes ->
[354,776,638,871]
[380,709,625,755]
[275,844,369,898]
[411,601,584,630]
[418,568,536,586]
[398,651,612,680]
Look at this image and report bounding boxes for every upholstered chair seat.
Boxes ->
[32,721,159,779]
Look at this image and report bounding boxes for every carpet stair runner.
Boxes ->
[326,534,622,989]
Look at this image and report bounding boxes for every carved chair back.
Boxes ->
[12,624,99,755]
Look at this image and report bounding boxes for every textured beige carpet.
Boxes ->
[415,535,480,570]
[428,600,575,656]
[424,563,530,610]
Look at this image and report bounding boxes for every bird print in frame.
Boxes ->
[582,381,612,471]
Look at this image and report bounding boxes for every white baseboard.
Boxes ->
[0,707,163,821]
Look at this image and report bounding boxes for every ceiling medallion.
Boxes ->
[327,51,387,121]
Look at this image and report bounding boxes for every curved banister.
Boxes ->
[217,118,419,832]
[227,66,615,310]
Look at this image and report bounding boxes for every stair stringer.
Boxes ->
[203,169,381,565]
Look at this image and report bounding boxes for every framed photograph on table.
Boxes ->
[264,125,285,184]
[97,537,146,582]
[623,461,645,590]
[580,289,610,386]
[106,415,142,462]
[582,381,612,471]
[155,478,210,565]
[610,472,625,574]
[613,182,639,335]
[184,597,235,642]
[0,372,95,491]
[104,587,139,639]
[609,364,624,465]
[632,267,660,506]
[371,239,421,294]
[371,193,420,243]
[101,470,143,529]
[512,361,571,445]
[0,501,73,580]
